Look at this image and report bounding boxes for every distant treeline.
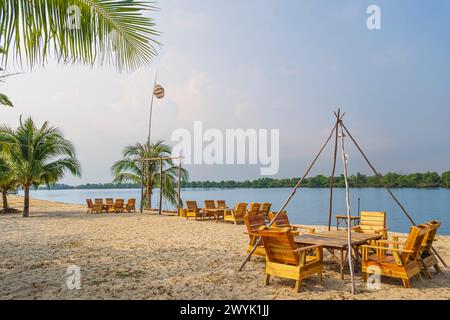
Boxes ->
[43,171,450,190]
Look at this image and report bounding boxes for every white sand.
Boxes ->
[0,196,449,300]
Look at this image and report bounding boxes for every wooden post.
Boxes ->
[140,159,144,213]
[239,123,337,271]
[177,158,182,215]
[328,109,341,231]
[341,123,448,267]
[159,157,163,215]
[339,122,355,294]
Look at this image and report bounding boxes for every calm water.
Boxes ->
[23,188,450,234]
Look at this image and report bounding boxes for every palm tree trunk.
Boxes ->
[23,186,30,217]
[1,189,8,213]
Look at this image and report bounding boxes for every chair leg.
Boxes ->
[264,274,270,286]
[434,264,442,273]
[363,272,368,282]
[401,279,411,289]
[317,271,323,283]
[295,280,302,293]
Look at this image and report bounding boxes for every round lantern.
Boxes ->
[153,84,165,99]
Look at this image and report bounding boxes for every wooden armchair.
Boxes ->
[86,199,94,214]
[203,200,218,220]
[244,214,267,257]
[125,198,136,213]
[352,211,388,239]
[224,203,247,224]
[111,199,125,213]
[216,200,227,209]
[185,201,204,220]
[361,224,429,288]
[247,202,261,215]
[259,202,271,219]
[268,211,315,234]
[259,227,323,292]
[94,198,105,213]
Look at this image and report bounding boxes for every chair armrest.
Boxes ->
[291,224,316,232]
[294,244,322,253]
[361,245,413,253]
[376,239,405,245]
[351,226,361,231]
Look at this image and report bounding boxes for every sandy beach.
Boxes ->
[0,195,449,300]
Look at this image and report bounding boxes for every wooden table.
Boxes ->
[203,208,230,222]
[294,230,382,279]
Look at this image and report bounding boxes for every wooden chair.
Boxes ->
[111,199,125,213]
[268,211,315,234]
[259,202,271,219]
[352,211,388,239]
[86,199,93,214]
[94,198,106,213]
[224,203,247,225]
[203,200,217,220]
[125,198,136,213]
[259,227,323,292]
[244,214,267,257]
[92,202,103,214]
[216,200,227,209]
[361,224,429,288]
[247,202,261,215]
[185,201,204,220]
[393,221,442,278]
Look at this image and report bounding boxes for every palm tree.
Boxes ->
[0,117,81,217]
[0,1,160,106]
[0,155,17,213]
[111,141,188,209]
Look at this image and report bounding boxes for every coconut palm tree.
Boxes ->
[0,155,17,213]
[111,140,188,209]
[0,117,81,217]
[0,1,160,106]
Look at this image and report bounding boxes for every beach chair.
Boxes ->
[185,201,205,220]
[259,227,323,292]
[105,198,114,212]
[125,198,136,213]
[393,221,442,278]
[111,199,125,213]
[94,198,106,213]
[361,224,429,288]
[216,200,227,209]
[92,201,104,214]
[244,214,267,257]
[268,211,315,234]
[259,202,271,219]
[352,211,388,239]
[203,200,217,220]
[224,203,247,225]
[86,199,94,214]
[247,202,261,215]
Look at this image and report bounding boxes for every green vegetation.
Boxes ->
[41,171,450,190]
[0,117,81,216]
[111,141,188,208]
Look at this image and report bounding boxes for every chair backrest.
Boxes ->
[245,214,267,235]
[248,202,261,215]
[216,200,227,208]
[268,211,291,228]
[234,203,247,217]
[259,227,299,266]
[95,198,104,205]
[204,200,216,209]
[127,198,136,207]
[419,220,441,256]
[359,211,386,231]
[86,199,93,208]
[115,199,124,207]
[259,203,271,216]
[106,198,114,205]
[402,225,430,264]
[186,201,199,211]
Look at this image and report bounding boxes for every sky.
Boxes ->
[1,0,450,184]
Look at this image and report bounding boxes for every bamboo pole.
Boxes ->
[339,122,355,294]
[341,123,448,267]
[328,109,341,230]
[238,123,337,271]
[159,157,163,215]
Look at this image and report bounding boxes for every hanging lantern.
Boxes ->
[153,84,165,99]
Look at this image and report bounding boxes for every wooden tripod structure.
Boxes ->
[238,110,447,294]
[140,156,183,215]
